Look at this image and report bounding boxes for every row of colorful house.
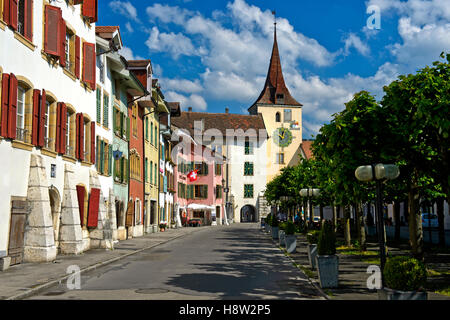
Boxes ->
[0,0,227,269]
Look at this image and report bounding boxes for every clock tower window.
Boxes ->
[275,112,281,122]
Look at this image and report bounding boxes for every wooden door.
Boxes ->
[125,199,134,227]
[8,200,28,266]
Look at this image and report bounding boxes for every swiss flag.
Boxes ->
[188,170,198,182]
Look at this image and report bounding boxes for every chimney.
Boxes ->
[225,108,229,114]
[188,107,192,112]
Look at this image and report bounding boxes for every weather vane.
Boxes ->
[272,10,276,26]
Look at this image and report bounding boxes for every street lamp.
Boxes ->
[355,163,400,287]
[299,188,320,228]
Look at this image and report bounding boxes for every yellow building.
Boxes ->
[248,26,303,183]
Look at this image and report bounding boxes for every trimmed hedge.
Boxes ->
[285,221,296,235]
[383,256,427,291]
[317,220,336,255]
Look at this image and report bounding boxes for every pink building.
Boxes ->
[174,141,225,226]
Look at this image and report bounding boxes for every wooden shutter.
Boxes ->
[23,0,33,41]
[90,121,95,164]
[1,74,10,138]
[59,18,66,67]
[108,145,112,176]
[8,73,17,140]
[31,89,40,146]
[44,5,61,57]
[75,36,80,79]
[87,188,100,228]
[99,140,104,174]
[77,113,84,161]
[38,89,46,148]
[3,0,10,26]
[82,0,97,23]
[82,42,95,90]
[126,117,130,141]
[56,103,62,153]
[60,103,67,154]
[9,0,18,30]
[76,185,85,226]
[125,199,134,227]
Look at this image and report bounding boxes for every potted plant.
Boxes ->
[378,256,428,300]
[306,230,320,270]
[315,220,339,288]
[265,214,272,233]
[284,221,297,253]
[271,216,279,240]
[159,222,167,232]
[278,222,286,246]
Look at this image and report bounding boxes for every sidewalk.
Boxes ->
[263,228,450,300]
[0,226,208,300]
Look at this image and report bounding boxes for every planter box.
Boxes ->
[378,288,428,300]
[279,230,286,246]
[315,255,339,288]
[285,235,297,253]
[271,226,279,240]
[307,244,318,270]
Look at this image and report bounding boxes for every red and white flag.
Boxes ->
[188,170,198,182]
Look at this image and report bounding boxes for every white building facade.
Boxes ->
[0,0,114,268]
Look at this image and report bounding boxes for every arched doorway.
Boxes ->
[241,205,256,223]
[49,187,61,251]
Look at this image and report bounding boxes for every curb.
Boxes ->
[260,228,329,300]
[5,228,207,300]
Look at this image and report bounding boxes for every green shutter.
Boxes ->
[125,158,129,182]
[108,145,112,176]
[145,118,148,140]
[113,108,116,133]
[144,158,148,183]
[96,136,99,171]
[151,122,153,144]
[121,112,125,138]
[126,117,130,141]
[96,89,101,123]
[100,141,104,174]
[103,95,109,128]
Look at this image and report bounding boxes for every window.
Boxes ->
[66,109,75,157]
[244,184,254,198]
[132,103,137,137]
[130,151,141,181]
[277,93,285,104]
[97,54,105,84]
[154,163,157,185]
[103,92,109,128]
[215,163,222,176]
[215,185,223,199]
[245,139,253,155]
[244,162,254,176]
[284,109,292,122]
[84,118,91,162]
[276,153,285,164]
[16,0,33,41]
[16,86,26,141]
[154,125,158,147]
[194,162,209,176]
[145,118,149,140]
[150,122,153,144]
[276,112,281,122]
[194,185,208,199]
[64,29,75,74]
[150,161,153,185]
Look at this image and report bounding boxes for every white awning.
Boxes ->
[187,204,215,210]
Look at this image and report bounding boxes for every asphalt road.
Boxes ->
[27,223,325,300]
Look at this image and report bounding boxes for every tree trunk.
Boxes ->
[356,202,366,251]
[394,201,401,242]
[367,202,374,227]
[319,205,324,221]
[436,197,445,247]
[332,204,338,232]
[344,205,351,247]
[408,180,424,260]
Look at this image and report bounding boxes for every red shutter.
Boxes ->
[3,0,10,26]
[75,113,80,158]
[59,18,66,67]
[8,73,17,140]
[55,103,61,153]
[24,0,33,41]
[31,89,40,146]
[60,103,67,154]
[76,185,85,226]
[75,36,80,79]
[79,113,84,161]
[44,5,61,57]
[39,89,46,148]
[9,0,18,30]
[82,42,95,89]
[1,73,10,138]
[82,0,96,22]
[87,188,100,228]
[90,121,95,164]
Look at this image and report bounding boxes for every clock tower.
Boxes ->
[248,22,303,183]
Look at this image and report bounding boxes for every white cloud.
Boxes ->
[109,1,140,22]
[125,22,133,33]
[146,3,193,25]
[146,27,199,59]
[343,33,371,56]
[159,78,203,94]
[119,46,144,61]
[165,91,208,111]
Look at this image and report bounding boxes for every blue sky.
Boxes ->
[98,0,450,138]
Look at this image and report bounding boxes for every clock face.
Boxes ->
[273,127,293,147]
